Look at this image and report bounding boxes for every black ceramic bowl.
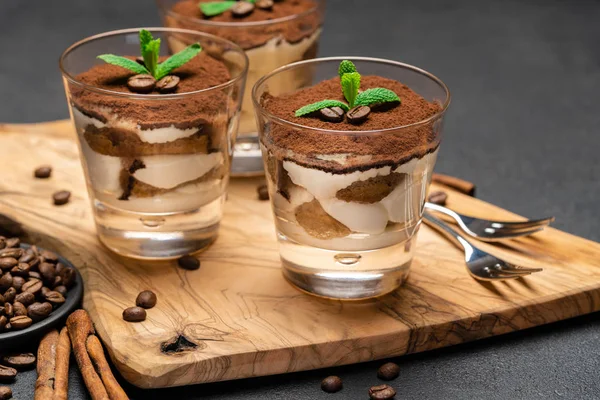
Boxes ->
[0,244,83,349]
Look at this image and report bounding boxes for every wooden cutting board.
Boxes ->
[1,121,600,389]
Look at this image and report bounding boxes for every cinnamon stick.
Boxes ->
[432,173,476,196]
[87,335,128,400]
[66,309,110,400]
[53,327,71,400]
[35,329,58,400]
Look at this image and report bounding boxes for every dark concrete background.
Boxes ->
[1,0,599,398]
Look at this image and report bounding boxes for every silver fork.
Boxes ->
[425,202,554,242]
[423,212,543,281]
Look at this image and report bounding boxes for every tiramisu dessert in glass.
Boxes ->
[157,0,324,174]
[253,58,450,299]
[60,28,248,258]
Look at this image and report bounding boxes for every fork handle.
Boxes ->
[423,212,473,252]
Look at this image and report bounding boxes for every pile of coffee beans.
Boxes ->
[122,290,157,322]
[320,362,400,399]
[0,352,37,398]
[0,237,76,332]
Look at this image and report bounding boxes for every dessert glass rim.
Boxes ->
[252,56,451,136]
[156,0,322,28]
[59,27,249,100]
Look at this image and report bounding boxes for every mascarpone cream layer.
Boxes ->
[73,107,199,144]
[282,150,439,235]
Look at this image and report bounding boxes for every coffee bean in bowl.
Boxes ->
[0,240,83,347]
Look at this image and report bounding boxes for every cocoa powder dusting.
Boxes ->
[70,53,232,129]
[261,75,445,173]
[168,0,322,49]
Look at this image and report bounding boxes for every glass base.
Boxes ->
[93,196,224,259]
[278,232,414,300]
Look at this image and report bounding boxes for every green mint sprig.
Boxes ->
[97,29,202,80]
[294,60,401,119]
[200,0,256,17]
[295,100,349,117]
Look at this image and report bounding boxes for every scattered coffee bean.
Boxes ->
[12,302,27,317]
[3,288,15,303]
[177,255,200,271]
[44,291,66,306]
[318,107,344,123]
[377,362,400,381]
[257,184,269,201]
[34,165,52,179]
[369,384,396,400]
[321,376,343,393]
[136,290,157,309]
[15,292,34,307]
[54,285,68,297]
[347,105,371,125]
[256,0,274,10]
[22,279,43,294]
[2,353,36,370]
[127,74,156,93]
[0,386,11,399]
[427,190,448,206]
[27,302,52,322]
[156,75,180,93]
[0,258,16,271]
[52,190,71,206]
[231,1,255,17]
[0,365,16,383]
[10,315,32,330]
[4,238,19,249]
[123,306,146,322]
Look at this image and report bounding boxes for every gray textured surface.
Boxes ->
[1,0,599,398]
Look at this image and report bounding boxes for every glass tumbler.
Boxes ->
[252,57,450,299]
[157,0,325,175]
[60,28,248,259]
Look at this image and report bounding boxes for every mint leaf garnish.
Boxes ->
[200,1,237,16]
[341,72,360,108]
[156,43,202,80]
[96,55,149,75]
[97,30,202,83]
[355,88,401,108]
[338,60,357,78]
[295,100,349,117]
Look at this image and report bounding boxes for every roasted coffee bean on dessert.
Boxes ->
[321,376,343,393]
[346,105,371,124]
[0,385,11,399]
[0,365,16,383]
[369,384,396,400]
[10,315,33,330]
[257,184,269,200]
[123,306,147,322]
[52,190,71,206]
[156,75,180,93]
[177,255,200,270]
[318,107,344,123]
[2,353,36,370]
[136,290,157,309]
[231,1,255,17]
[27,302,53,322]
[377,362,400,381]
[427,190,448,206]
[34,165,52,179]
[256,0,274,10]
[127,74,156,93]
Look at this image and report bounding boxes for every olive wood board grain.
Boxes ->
[1,120,599,389]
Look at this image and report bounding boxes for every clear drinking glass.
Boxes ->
[252,57,450,299]
[60,28,248,259]
[156,0,325,174]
